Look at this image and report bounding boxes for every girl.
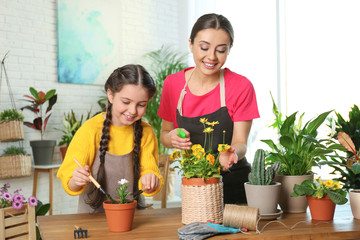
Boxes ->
[57,64,163,213]
[158,13,259,204]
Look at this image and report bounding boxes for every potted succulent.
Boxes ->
[170,118,231,224]
[291,177,347,220]
[21,87,57,165]
[0,108,25,142]
[56,110,90,160]
[261,94,341,213]
[103,179,137,232]
[244,149,281,215]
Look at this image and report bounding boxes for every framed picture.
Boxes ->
[57,0,122,85]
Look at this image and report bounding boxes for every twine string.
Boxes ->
[223,204,322,235]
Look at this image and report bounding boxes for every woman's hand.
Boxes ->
[219,147,238,171]
[169,128,192,150]
[141,173,160,193]
[69,165,91,191]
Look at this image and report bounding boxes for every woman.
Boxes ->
[157,13,259,204]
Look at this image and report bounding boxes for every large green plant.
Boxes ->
[143,45,188,154]
[248,149,281,185]
[261,94,341,176]
[56,110,91,147]
[328,104,360,156]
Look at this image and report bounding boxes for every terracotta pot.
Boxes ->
[103,200,137,232]
[349,189,360,219]
[307,195,336,221]
[244,182,282,215]
[59,146,68,161]
[275,174,313,213]
[182,177,220,185]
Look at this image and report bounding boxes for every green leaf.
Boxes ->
[327,190,348,205]
[351,163,360,174]
[30,87,40,100]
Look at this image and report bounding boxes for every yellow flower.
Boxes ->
[203,127,214,133]
[324,179,334,188]
[191,144,202,151]
[218,144,230,152]
[206,121,219,127]
[200,118,208,123]
[170,150,181,160]
[207,154,215,165]
[333,181,341,190]
[194,161,198,164]
[195,149,205,159]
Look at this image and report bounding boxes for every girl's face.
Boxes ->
[189,28,231,77]
[107,84,149,127]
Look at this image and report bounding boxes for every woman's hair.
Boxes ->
[86,64,156,209]
[190,13,234,48]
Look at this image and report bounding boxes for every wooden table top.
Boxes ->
[38,204,360,240]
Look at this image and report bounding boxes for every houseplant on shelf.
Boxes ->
[170,118,230,224]
[261,93,341,213]
[0,108,25,142]
[103,179,137,233]
[21,87,57,165]
[0,146,32,179]
[244,149,281,216]
[56,110,90,160]
[291,177,347,220]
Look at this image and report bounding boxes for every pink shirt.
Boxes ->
[157,67,260,128]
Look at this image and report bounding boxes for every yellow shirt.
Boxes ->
[57,113,163,197]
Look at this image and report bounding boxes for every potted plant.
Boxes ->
[261,94,341,213]
[103,179,137,232]
[56,110,90,160]
[291,177,347,220]
[0,146,32,179]
[244,149,281,215]
[0,183,50,240]
[21,87,57,165]
[0,108,25,142]
[170,118,231,224]
[323,132,360,219]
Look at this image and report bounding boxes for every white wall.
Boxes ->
[0,0,185,214]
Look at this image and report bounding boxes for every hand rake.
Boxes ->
[74,225,88,239]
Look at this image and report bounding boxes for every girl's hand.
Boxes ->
[141,173,160,193]
[219,147,238,171]
[169,128,192,150]
[69,165,91,190]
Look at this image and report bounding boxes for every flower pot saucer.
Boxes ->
[259,209,283,220]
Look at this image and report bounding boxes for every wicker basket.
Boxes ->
[0,204,36,239]
[181,177,224,224]
[0,154,32,179]
[0,120,24,142]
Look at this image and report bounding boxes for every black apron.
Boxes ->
[176,68,250,204]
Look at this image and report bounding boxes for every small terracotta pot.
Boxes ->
[59,146,67,161]
[181,177,220,186]
[103,199,137,232]
[307,195,336,221]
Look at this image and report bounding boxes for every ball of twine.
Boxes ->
[223,204,259,231]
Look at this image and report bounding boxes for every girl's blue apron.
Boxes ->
[176,69,250,204]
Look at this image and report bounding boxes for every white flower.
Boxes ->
[118,179,129,185]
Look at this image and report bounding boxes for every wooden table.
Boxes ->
[38,205,360,239]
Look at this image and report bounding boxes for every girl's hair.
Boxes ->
[190,13,234,48]
[86,64,156,209]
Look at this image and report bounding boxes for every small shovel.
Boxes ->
[73,158,119,204]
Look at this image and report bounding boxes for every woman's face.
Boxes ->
[107,84,149,127]
[189,28,231,77]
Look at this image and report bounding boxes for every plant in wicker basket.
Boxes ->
[0,146,32,179]
[170,118,230,224]
[0,108,25,142]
